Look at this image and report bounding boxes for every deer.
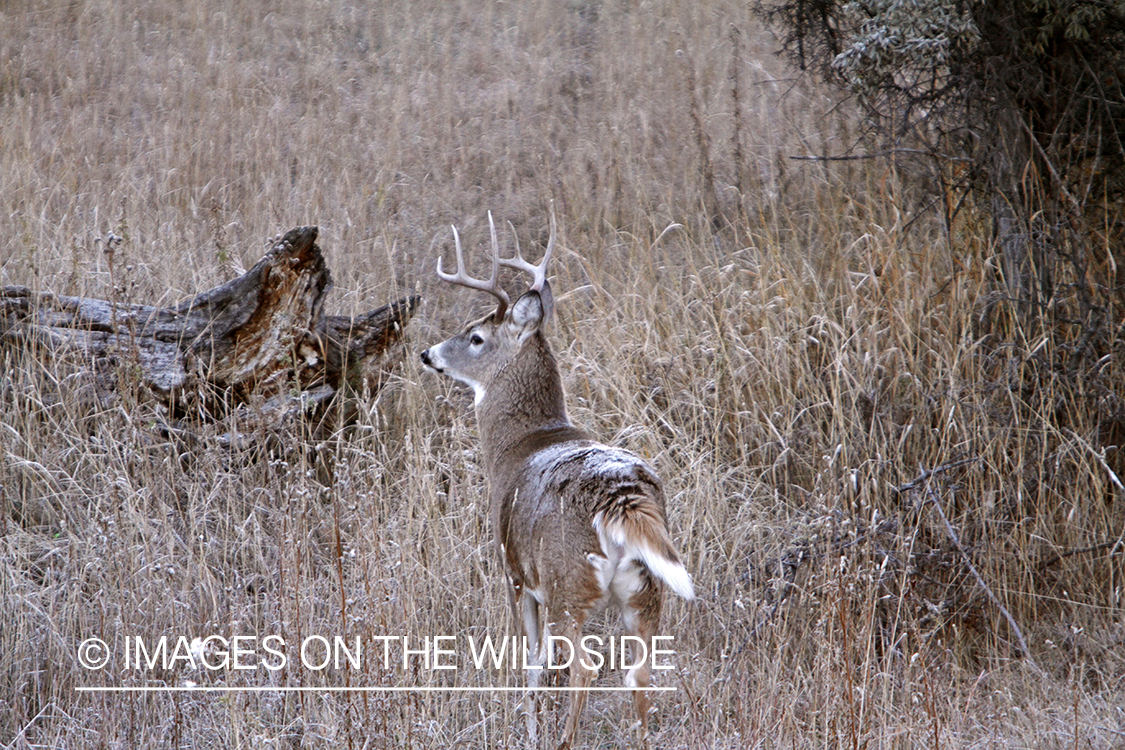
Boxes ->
[420,211,694,749]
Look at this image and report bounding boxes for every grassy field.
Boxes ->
[2,0,1124,747]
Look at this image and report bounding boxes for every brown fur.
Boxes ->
[422,218,691,749]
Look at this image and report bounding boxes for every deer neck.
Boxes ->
[476,334,578,481]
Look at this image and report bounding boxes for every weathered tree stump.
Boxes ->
[1,226,418,443]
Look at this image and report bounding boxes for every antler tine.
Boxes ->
[498,209,556,293]
[436,216,510,318]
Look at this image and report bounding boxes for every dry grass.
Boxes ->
[2,0,1124,748]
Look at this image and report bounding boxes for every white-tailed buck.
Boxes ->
[420,212,694,749]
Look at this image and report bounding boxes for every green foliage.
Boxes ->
[3,0,1125,745]
[762,0,1125,331]
[830,0,980,96]
[1030,0,1125,46]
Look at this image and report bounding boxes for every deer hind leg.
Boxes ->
[622,583,662,750]
[556,612,594,750]
[520,590,547,749]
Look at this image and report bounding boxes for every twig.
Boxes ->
[1066,428,1125,492]
[734,518,898,653]
[1061,429,1125,562]
[1016,116,1083,214]
[1037,541,1121,571]
[892,457,978,495]
[922,481,1043,674]
[791,148,973,163]
[895,457,1041,671]
[4,703,71,750]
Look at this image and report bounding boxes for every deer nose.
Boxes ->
[420,349,440,371]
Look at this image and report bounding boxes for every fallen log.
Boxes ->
[1,226,418,441]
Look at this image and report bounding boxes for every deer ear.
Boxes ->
[535,279,554,323]
[509,290,545,340]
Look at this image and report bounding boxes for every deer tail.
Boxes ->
[596,499,695,601]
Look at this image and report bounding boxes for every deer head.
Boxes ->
[421,210,692,750]
[420,210,557,409]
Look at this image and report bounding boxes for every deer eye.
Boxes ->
[469,332,485,346]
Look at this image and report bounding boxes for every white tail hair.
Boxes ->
[421,211,693,750]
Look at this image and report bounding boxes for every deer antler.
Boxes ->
[437,211,510,320]
[498,208,556,293]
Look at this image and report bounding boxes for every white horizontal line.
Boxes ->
[77,686,675,693]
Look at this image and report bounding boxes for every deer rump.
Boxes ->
[422,210,692,748]
[495,438,693,613]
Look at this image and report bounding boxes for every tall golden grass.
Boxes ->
[2,0,1123,747]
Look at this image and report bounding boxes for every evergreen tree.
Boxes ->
[760,0,1125,329]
